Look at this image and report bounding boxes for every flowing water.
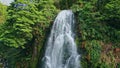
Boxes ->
[42,10,80,68]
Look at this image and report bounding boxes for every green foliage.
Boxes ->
[85,40,101,67]
[86,41,101,62]
[101,0,120,29]
[99,62,111,68]
[0,0,58,67]
[0,3,7,23]
[0,0,120,68]
[70,0,120,68]
[0,1,40,48]
[37,0,58,30]
[71,1,105,40]
[59,0,77,9]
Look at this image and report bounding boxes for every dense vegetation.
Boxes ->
[0,3,7,24]
[0,0,120,68]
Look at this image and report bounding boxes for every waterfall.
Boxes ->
[42,10,81,68]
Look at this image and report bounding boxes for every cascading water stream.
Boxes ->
[42,10,81,68]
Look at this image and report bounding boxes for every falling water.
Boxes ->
[42,10,80,68]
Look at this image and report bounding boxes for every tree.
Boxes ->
[0,0,41,67]
[0,0,40,48]
[0,3,7,24]
[0,0,58,68]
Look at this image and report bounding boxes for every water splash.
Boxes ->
[42,10,81,68]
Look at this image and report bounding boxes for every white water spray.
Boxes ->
[42,10,81,68]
